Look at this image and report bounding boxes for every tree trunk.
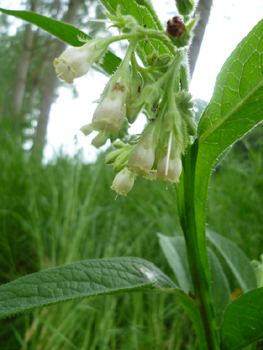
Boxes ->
[32,0,82,159]
[188,0,213,79]
[12,24,34,119]
[12,0,40,121]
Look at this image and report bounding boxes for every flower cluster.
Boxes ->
[53,7,197,196]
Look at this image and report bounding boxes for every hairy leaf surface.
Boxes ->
[0,257,176,319]
[194,19,263,272]
[221,287,263,350]
[207,230,257,293]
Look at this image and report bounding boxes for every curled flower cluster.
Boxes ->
[53,8,197,196]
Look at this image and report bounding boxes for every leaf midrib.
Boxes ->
[199,77,263,145]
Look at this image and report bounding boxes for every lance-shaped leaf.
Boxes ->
[158,233,230,327]
[193,19,263,274]
[0,7,121,75]
[158,233,193,293]
[207,230,257,293]
[221,287,263,350]
[0,257,176,319]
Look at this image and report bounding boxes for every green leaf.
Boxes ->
[221,287,263,350]
[207,230,257,293]
[208,247,231,328]
[0,7,121,75]
[158,233,230,327]
[193,19,263,277]
[158,234,193,293]
[0,257,176,319]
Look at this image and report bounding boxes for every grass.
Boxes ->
[0,123,263,349]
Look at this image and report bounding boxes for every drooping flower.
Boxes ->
[92,80,127,133]
[127,123,157,176]
[110,167,136,196]
[157,153,182,182]
[53,40,108,83]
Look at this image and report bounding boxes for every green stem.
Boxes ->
[177,142,220,350]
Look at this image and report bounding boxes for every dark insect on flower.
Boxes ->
[166,16,185,38]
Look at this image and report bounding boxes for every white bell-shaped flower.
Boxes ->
[110,167,136,196]
[157,154,182,182]
[127,142,155,176]
[53,41,107,83]
[92,81,127,133]
[127,124,156,176]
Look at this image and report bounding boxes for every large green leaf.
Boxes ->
[0,7,121,75]
[221,287,263,350]
[207,230,257,293]
[0,257,176,319]
[193,19,263,274]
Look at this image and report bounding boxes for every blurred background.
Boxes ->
[0,0,263,349]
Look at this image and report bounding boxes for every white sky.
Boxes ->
[1,0,263,161]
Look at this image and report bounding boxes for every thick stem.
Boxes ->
[178,142,220,350]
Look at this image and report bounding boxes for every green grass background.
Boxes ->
[0,123,263,349]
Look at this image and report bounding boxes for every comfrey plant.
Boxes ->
[1,1,263,349]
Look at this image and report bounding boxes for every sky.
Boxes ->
[1,0,263,161]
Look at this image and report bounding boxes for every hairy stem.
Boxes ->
[177,142,220,349]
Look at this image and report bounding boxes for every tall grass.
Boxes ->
[1,123,262,349]
[0,134,191,349]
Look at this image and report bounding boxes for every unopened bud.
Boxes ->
[146,51,159,65]
[105,149,124,164]
[153,54,171,67]
[113,150,131,173]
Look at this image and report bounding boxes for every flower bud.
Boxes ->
[53,40,108,83]
[112,140,126,149]
[110,167,136,196]
[113,148,133,173]
[157,154,182,183]
[105,149,124,164]
[92,81,127,133]
[79,123,93,136]
[153,54,171,67]
[166,16,197,48]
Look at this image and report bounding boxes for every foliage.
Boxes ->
[0,1,263,350]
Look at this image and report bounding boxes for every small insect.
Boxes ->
[138,85,141,93]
